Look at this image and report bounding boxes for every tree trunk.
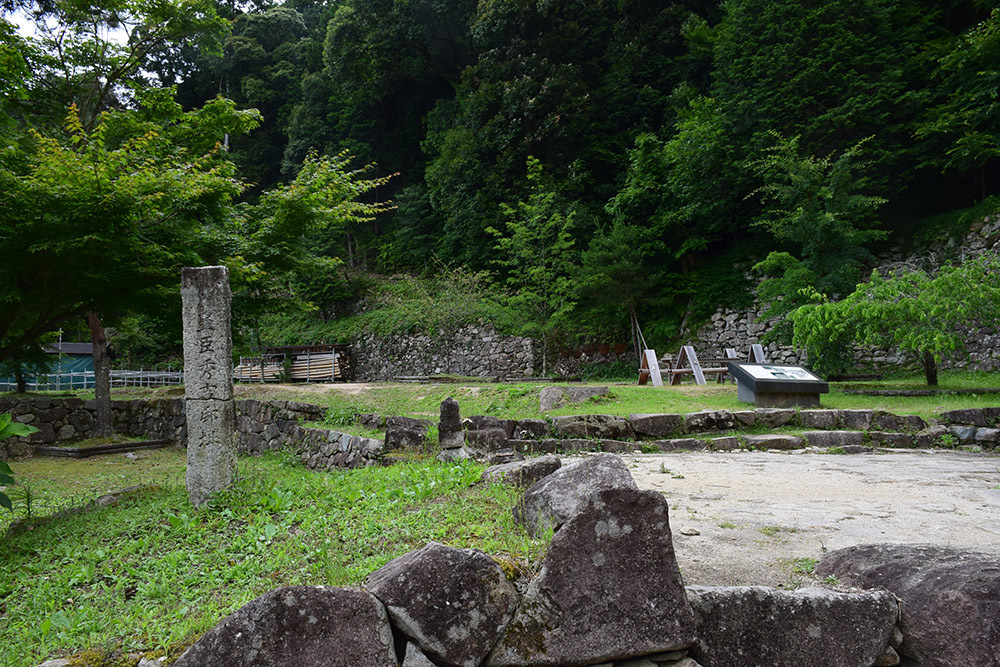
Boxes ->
[922,350,938,386]
[14,365,25,393]
[541,332,548,377]
[88,312,113,436]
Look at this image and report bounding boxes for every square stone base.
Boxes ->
[738,383,821,408]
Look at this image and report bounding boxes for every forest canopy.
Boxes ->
[1,0,998,365]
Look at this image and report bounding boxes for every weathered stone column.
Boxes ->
[437,397,468,462]
[182,266,236,506]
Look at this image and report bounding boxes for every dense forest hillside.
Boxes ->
[1,0,998,369]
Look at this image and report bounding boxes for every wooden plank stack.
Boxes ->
[233,347,350,383]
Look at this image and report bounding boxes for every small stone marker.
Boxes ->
[437,397,468,461]
[182,266,236,506]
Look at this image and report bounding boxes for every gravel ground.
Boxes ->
[605,449,1000,587]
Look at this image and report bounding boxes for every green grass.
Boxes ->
[15,369,1000,434]
[0,451,547,666]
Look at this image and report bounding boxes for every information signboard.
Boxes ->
[727,362,829,407]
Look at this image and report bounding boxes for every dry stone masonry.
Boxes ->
[353,324,534,381]
[690,215,1000,373]
[181,266,238,506]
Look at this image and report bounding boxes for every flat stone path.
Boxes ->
[616,449,1000,587]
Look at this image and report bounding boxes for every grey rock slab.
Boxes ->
[484,449,525,466]
[552,414,633,440]
[489,488,695,666]
[799,409,840,429]
[366,542,519,667]
[683,411,736,433]
[466,427,510,452]
[514,418,550,439]
[402,643,437,666]
[915,425,949,447]
[872,411,904,431]
[949,425,977,444]
[868,432,915,448]
[513,452,637,536]
[436,447,470,463]
[840,409,874,430]
[898,414,928,431]
[939,408,1000,427]
[976,427,1000,444]
[817,543,1000,667]
[803,430,866,448]
[754,408,797,428]
[509,439,560,455]
[483,456,561,488]
[385,417,430,451]
[686,586,898,667]
[710,436,740,451]
[467,415,517,437]
[614,650,690,666]
[652,439,709,452]
[629,413,684,438]
[173,586,397,667]
[740,434,804,450]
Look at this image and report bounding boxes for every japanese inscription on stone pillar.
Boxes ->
[181,266,236,505]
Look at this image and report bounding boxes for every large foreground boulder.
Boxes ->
[366,542,519,667]
[488,488,695,666]
[482,455,561,488]
[816,543,1000,667]
[512,453,637,536]
[686,586,899,667]
[173,586,397,667]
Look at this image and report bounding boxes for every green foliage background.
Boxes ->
[3,0,1000,367]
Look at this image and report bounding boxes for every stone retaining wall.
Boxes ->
[0,396,385,470]
[550,344,633,378]
[352,324,535,381]
[689,215,1000,372]
[448,406,1000,457]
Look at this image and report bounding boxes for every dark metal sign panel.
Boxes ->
[726,362,829,394]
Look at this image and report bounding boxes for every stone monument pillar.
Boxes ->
[181,266,236,506]
[437,397,468,462]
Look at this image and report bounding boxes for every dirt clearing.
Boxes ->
[609,449,1000,587]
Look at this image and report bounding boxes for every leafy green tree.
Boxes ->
[488,157,577,375]
[608,96,737,271]
[790,255,1000,384]
[573,220,666,358]
[7,0,228,130]
[916,8,1000,199]
[425,0,715,269]
[176,4,318,193]
[0,95,257,363]
[749,134,888,341]
[224,151,396,354]
[712,0,925,191]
